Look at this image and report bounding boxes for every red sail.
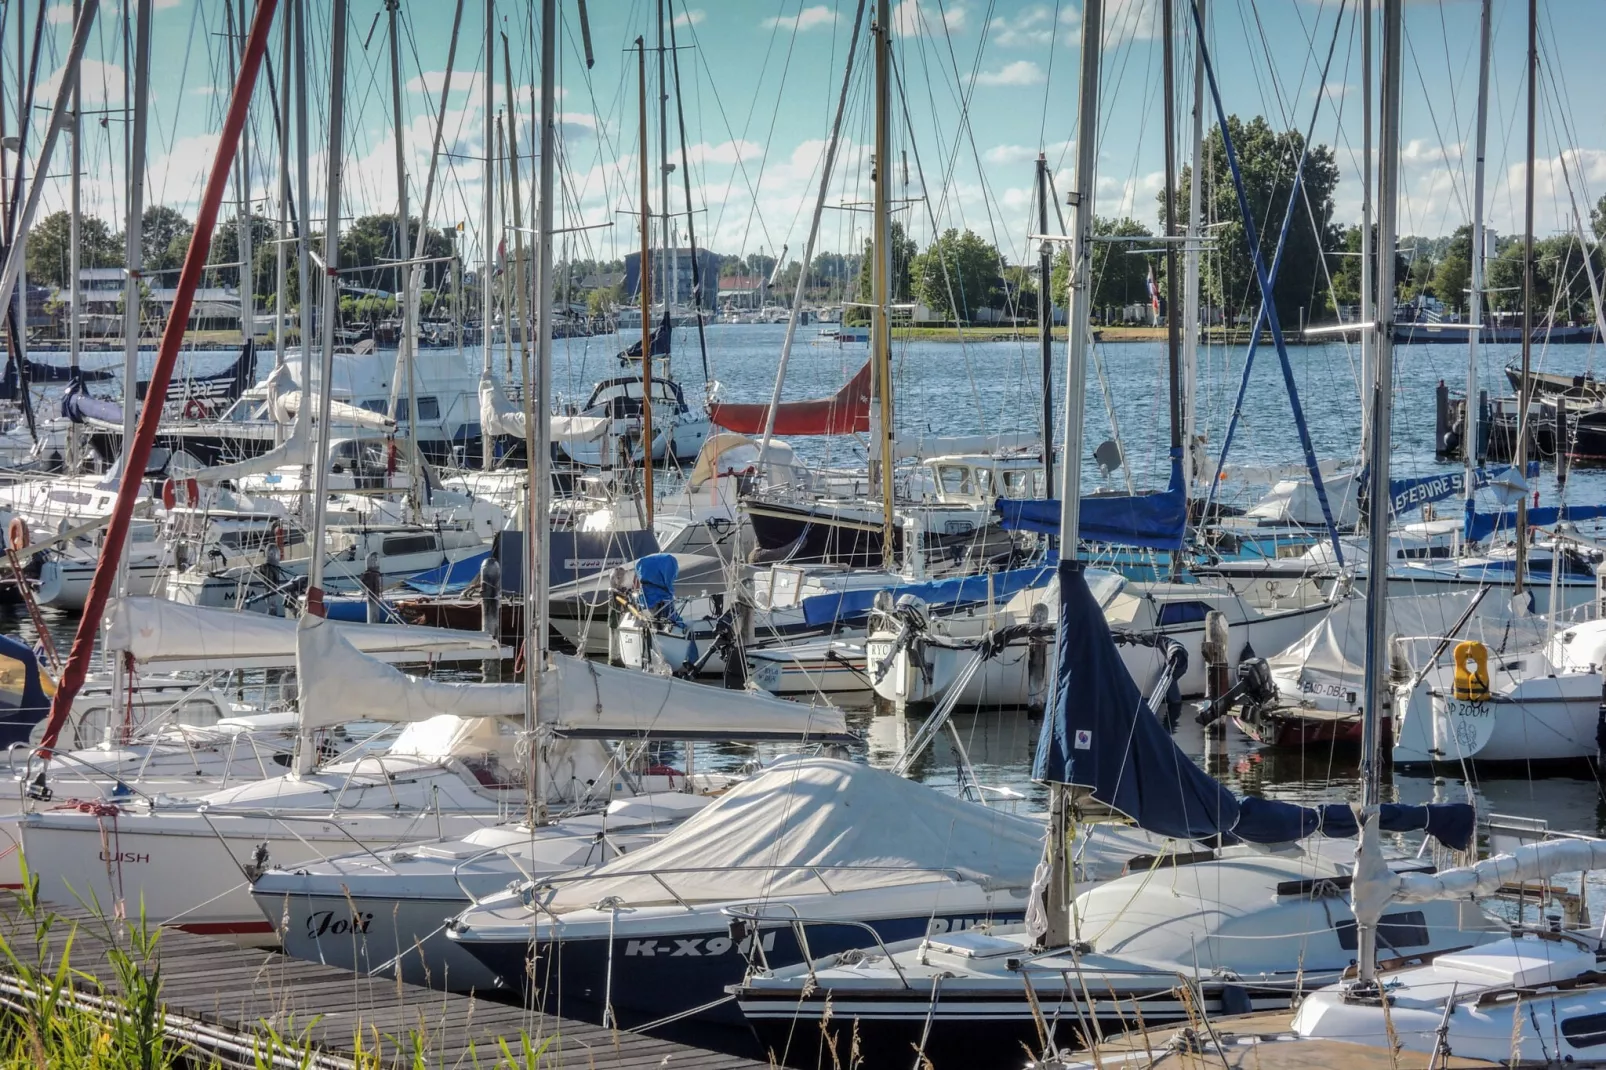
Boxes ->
[710,360,871,436]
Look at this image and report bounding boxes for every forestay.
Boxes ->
[538,756,1047,911]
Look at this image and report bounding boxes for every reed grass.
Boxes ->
[0,857,555,1069]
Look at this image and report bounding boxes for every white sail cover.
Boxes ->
[105,597,502,669]
[540,757,1045,912]
[191,415,313,485]
[293,608,849,739]
[479,375,608,444]
[1389,838,1606,903]
[274,390,398,430]
[297,613,525,726]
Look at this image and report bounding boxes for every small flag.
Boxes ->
[1146,264,1160,312]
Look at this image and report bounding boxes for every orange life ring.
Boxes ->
[183,398,207,420]
[161,477,201,510]
[6,516,28,551]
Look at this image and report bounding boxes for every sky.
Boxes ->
[11,0,1606,277]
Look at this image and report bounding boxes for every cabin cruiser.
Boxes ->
[551,375,710,466]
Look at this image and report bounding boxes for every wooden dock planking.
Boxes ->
[0,898,770,1069]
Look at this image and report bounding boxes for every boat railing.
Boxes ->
[503,863,972,918]
[720,902,915,989]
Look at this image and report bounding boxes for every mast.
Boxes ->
[528,0,557,825]
[293,0,311,509]
[871,0,894,571]
[1037,154,1053,498]
[479,0,495,467]
[501,33,529,416]
[1162,0,1180,574]
[1043,0,1102,951]
[665,0,711,385]
[1513,0,1536,597]
[1465,0,1491,514]
[1359,0,1374,470]
[273,0,290,371]
[387,0,421,507]
[68,0,82,431]
[304,0,347,618]
[637,38,654,525]
[1357,0,1403,989]
[1181,0,1204,501]
[657,0,672,314]
[236,0,254,348]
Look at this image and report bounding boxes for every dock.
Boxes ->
[0,897,767,1069]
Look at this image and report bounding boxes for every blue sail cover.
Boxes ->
[635,553,679,612]
[401,550,492,595]
[1383,462,1537,517]
[996,449,1187,551]
[799,565,1055,630]
[1464,496,1606,543]
[61,380,125,425]
[1034,562,1475,850]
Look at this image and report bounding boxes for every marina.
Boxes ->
[0,0,1605,1068]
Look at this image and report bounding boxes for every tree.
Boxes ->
[1169,115,1341,327]
[1430,225,1474,316]
[848,221,918,323]
[141,205,193,277]
[338,214,456,294]
[26,210,122,288]
[910,229,1004,322]
[1050,217,1155,320]
[207,212,276,297]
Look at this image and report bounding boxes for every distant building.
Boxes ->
[52,267,126,335]
[621,248,721,310]
[149,286,241,331]
[718,274,766,311]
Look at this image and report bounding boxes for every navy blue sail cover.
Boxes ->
[1385,462,1537,518]
[996,449,1187,551]
[799,565,1054,630]
[0,633,53,747]
[635,553,679,613]
[61,380,126,425]
[1034,562,1475,851]
[1464,495,1606,543]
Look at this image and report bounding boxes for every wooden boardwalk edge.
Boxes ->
[0,897,767,1069]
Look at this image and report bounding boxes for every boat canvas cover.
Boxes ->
[104,597,501,667]
[709,360,870,436]
[1267,590,1546,706]
[292,608,849,739]
[541,756,1047,912]
[478,375,609,445]
[401,550,492,594]
[995,449,1187,551]
[1034,562,1474,850]
[799,565,1055,629]
[1463,495,1606,542]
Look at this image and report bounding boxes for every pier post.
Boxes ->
[1434,380,1450,456]
[480,554,502,681]
[362,552,383,624]
[1555,402,1569,486]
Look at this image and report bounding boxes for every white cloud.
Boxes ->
[763,6,837,32]
[1061,0,1158,43]
[673,9,705,28]
[45,3,74,25]
[894,0,967,36]
[987,5,1059,47]
[976,60,1045,87]
[984,140,1072,165]
[405,70,487,99]
[39,58,126,107]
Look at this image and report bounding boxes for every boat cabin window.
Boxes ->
[998,469,1037,499]
[936,465,976,498]
[1561,1014,1606,1049]
[415,396,441,421]
[1156,601,1212,626]
[382,533,441,557]
[1335,910,1430,952]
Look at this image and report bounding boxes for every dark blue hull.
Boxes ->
[456,910,1025,1029]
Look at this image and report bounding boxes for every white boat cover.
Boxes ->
[479,375,608,444]
[274,390,397,430]
[290,608,848,739]
[1268,590,1548,703]
[190,415,312,485]
[540,757,1045,912]
[105,597,501,668]
[1244,472,1362,527]
[891,431,1040,461]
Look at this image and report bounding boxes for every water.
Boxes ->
[22,326,1606,848]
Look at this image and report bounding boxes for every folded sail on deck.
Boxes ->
[710,360,871,436]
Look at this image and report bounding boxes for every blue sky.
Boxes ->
[16,0,1606,275]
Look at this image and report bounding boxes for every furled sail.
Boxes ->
[710,360,870,436]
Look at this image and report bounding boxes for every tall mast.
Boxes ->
[501,33,529,410]
[115,0,151,612]
[1465,0,1492,512]
[1357,0,1402,989]
[1513,0,1536,596]
[293,0,312,506]
[304,0,346,613]
[1181,0,1204,501]
[527,0,557,826]
[637,38,654,525]
[657,0,672,314]
[479,0,495,467]
[871,0,894,571]
[273,0,291,372]
[387,0,421,507]
[1043,0,1102,952]
[1359,0,1374,470]
[237,0,254,348]
[1036,153,1053,497]
[1162,0,1180,574]
[68,0,82,436]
